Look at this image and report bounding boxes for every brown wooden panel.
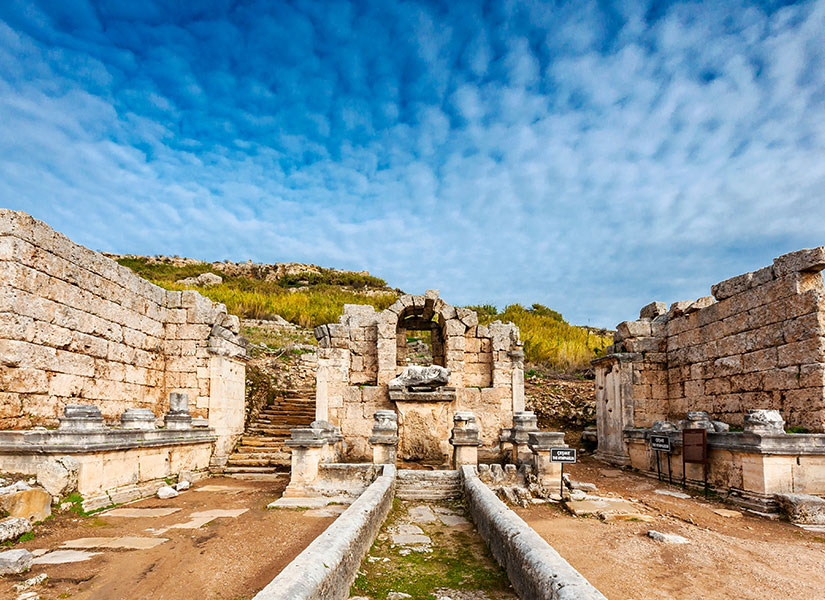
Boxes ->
[682,428,707,463]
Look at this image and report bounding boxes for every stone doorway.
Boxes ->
[396,306,445,367]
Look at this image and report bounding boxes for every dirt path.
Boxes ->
[2,476,337,600]
[351,499,517,600]
[517,456,825,600]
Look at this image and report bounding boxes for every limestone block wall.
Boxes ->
[314,292,524,461]
[597,247,825,442]
[0,210,247,449]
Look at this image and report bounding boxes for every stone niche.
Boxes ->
[314,291,525,465]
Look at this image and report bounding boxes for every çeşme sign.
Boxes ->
[650,434,672,452]
[550,448,577,463]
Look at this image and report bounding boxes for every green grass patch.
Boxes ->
[351,501,513,600]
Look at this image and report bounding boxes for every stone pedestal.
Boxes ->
[369,410,399,465]
[164,392,193,430]
[391,386,456,465]
[283,427,328,498]
[120,408,156,430]
[529,431,567,490]
[450,411,480,468]
[511,411,539,465]
[59,405,106,430]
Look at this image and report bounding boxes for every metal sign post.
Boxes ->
[682,428,708,497]
[550,448,577,499]
[650,434,673,485]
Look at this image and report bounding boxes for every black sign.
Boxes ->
[650,434,672,452]
[550,448,577,463]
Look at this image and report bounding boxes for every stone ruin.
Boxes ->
[594,247,825,512]
[0,210,248,509]
[312,291,525,465]
[276,293,576,509]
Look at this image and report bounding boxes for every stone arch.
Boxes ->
[377,291,473,386]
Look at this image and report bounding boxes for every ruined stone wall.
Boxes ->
[314,292,524,461]
[603,247,825,433]
[0,210,246,434]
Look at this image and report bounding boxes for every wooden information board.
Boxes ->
[682,428,708,495]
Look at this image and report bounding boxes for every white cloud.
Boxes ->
[1,0,824,328]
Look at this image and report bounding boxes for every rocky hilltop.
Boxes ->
[104,253,384,287]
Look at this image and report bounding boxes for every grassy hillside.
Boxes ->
[116,257,398,328]
[468,303,611,371]
[116,257,610,371]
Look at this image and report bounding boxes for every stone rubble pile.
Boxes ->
[525,377,596,428]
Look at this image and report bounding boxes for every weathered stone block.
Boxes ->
[0,549,33,575]
[616,320,651,340]
[773,247,825,277]
[775,493,825,524]
[639,301,667,319]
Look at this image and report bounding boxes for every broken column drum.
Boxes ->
[369,410,399,465]
[164,393,193,430]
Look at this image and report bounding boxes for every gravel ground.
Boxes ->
[1,476,336,600]
[517,456,825,600]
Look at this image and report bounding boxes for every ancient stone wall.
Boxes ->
[314,292,524,462]
[0,210,247,444]
[596,247,825,444]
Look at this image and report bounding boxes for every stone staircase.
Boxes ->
[396,469,463,500]
[223,388,316,478]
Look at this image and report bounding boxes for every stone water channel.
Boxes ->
[349,499,518,600]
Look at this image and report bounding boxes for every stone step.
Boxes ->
[396,469,462,499]
[235,443,286,452]
[396,491,462,500]
[240,436,288,445]
[224,472,287,481]
[222,465,286,474]
[226,456,289,467]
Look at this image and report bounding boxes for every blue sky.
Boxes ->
[1,0,824,328]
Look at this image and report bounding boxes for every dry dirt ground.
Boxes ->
[517,456,825,600]
[1,476,336,600]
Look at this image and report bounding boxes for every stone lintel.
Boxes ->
[388,387,456,403]
[528,431,566,452]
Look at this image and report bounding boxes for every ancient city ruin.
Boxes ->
[594,247,825,512]
[1,208,824,600]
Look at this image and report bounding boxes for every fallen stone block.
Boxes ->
[37,456,79,498]
[157,486,178,499]
[775,493,825,524]
[0,549,33,575]
[13,572,47,591]
[647,530,689,544]
[176,480,191,491]
[568,480,598,493]
[0,488,51,522]
[0,517,33,543]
